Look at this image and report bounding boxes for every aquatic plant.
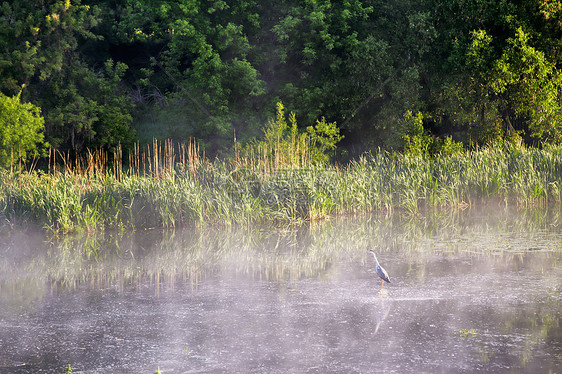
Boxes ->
[454,328,478,338]
[1,141,562,233]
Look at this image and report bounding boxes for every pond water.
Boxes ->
[0,206,561,373]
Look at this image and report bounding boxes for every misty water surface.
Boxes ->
[0,206,561,373]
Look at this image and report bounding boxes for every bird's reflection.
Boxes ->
[373,299,392,335]
[370,287,392,335]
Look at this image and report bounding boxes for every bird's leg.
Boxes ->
[381,279,384,288]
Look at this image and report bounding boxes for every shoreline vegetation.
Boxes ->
[3,2,562,235]
[1,137,561,234]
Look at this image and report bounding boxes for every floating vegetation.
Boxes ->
[454,328,478,338]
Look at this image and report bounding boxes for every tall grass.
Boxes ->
[1,141,561,233]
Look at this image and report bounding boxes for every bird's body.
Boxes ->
[367,249,391,287]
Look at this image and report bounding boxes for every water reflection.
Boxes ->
[0,205,561,373]
[372,296,392,335]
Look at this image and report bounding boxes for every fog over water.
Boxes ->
[0,206,561,373]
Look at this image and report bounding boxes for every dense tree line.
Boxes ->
[1,0,561,162]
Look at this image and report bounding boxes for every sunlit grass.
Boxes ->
[0,141,561,233]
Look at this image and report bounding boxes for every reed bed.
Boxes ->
[1,141,561,233]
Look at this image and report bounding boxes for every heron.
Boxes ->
[367,249,391,288]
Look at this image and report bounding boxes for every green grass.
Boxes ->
[1,142,561,233]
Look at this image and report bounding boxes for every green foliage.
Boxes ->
[104,0,266,152]
[307,117,343,163]
[436,136,464,157]
[0,1,100,93]
[242,102,311,168]
[2,0,562,156]
[401,111,431,156]
[399,111,464,157]
[431,0,562,145]
[242,102,343,168]
[44,58,135,152]
[265,0,423,146]
[94,59,136,150]
[491,27,562,142]
[0,0,134,153]
[0,89,48,167]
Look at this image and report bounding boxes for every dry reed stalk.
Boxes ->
[234,130,239,165]
[146,143,152,177]
[128,142,140,177]
[113,144,122,181]
[85,149,94,178]
[135,141,140,177]
[58,150,71,174]
[179,142,186,167]
[101,148,106,176]
[275,136,279,170]
[185,138,199,178]
[168,139,176,174]
[153,138,159,178]
[48,147,53,175]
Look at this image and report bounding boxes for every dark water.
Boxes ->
[0,206,561,373]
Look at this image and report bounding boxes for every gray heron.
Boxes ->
[367,249,391,287]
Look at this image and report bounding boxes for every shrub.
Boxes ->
[0,88,48,168]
